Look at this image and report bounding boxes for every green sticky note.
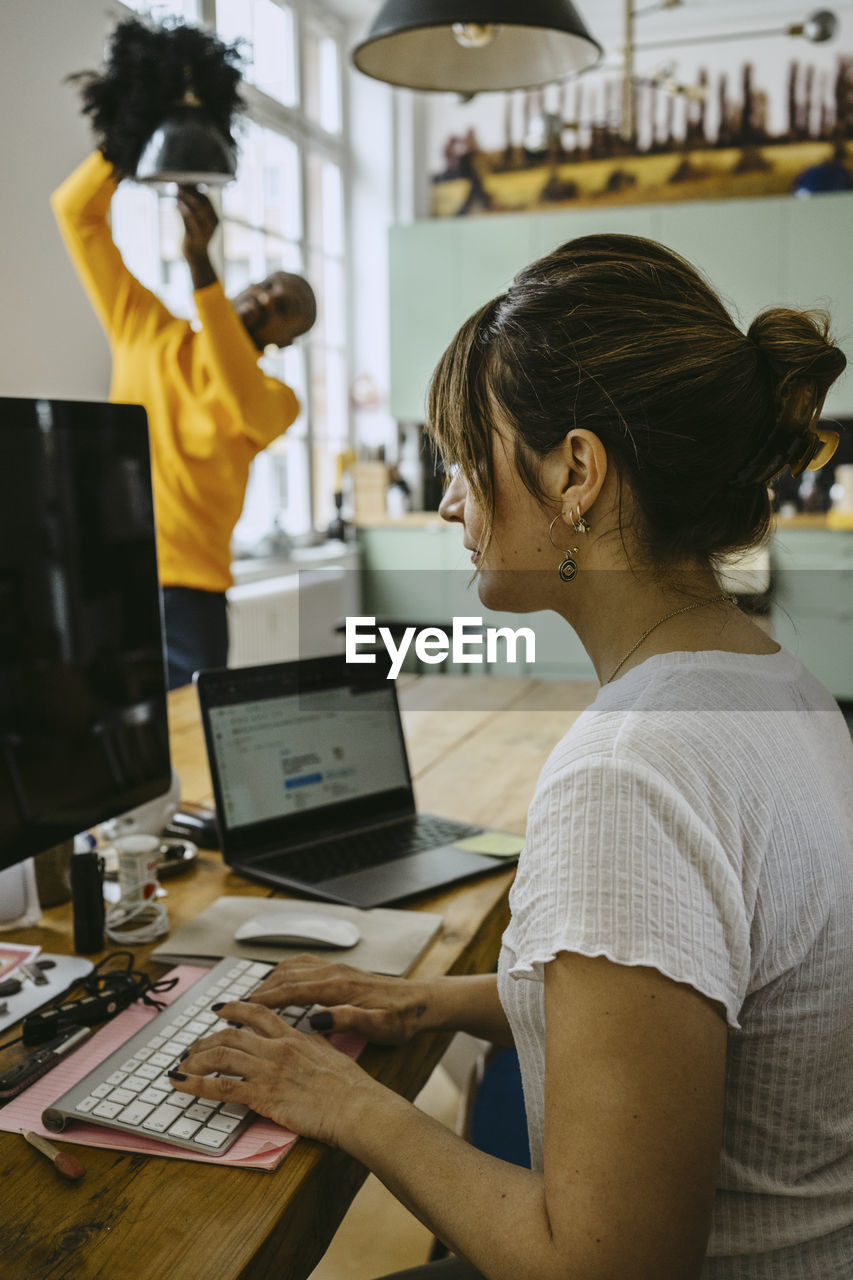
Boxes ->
[454,832,525,858]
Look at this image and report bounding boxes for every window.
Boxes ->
[120,0,201,20]
[304,21,342,134]
[112,0,350,543]
[216,0,297,108]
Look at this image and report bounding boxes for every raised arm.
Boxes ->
[177,186,300,447]
[176,184,219,292]
[50,151,170,343]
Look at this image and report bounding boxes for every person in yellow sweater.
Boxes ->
[51,150,316,689]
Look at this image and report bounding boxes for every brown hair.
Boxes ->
[427,234,846,568]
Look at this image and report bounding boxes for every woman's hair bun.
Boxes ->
[428,233,848,567]
[747,307,846,432]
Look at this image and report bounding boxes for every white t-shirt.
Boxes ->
[498,647,853,1278]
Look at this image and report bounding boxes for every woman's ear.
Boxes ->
[546,430,608,515]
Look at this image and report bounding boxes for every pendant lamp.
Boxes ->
[135,91,237,187]
[352,1,602,93]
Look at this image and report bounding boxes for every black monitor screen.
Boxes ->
[0,398,171,871]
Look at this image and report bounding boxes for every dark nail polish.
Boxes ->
[211,1002,225,1011]
[168,1070,187,1081]
[179,1050,190,1061]
[309,1010,334,1031]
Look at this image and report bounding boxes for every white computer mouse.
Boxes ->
[233,911,361,950]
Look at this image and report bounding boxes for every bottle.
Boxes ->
[386,466,412,518]
[327,491,347,542]
[70,834,105,954]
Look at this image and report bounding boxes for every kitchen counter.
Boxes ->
[354,511,849,532]
[230,539,358,586]
[353,512,445,529]
[774,513,838,529]
[227,541,360,667]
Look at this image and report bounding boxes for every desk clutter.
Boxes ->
[0,897,442,1173]
[0,673,525,1280]
[0,945,93,1038]
[0,961,362,1172]
[0,902,442,1173]
[152,896,444,977]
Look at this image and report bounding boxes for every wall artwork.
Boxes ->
[430,51,853,217]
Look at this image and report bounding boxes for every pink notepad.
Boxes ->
[0,965,363,1172]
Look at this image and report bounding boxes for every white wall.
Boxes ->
[343,23,433,455]
[0,0,133,400]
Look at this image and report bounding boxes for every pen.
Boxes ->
[0,1026,92,1103]
[21,1129,85,1181]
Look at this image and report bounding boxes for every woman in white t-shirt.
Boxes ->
[169,235,853,1280]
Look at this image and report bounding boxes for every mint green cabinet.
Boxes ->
[356,523,595,679]
[389,193,853,423]
[356,523,853,695]
[782,196,853,422]
[770,528,853,699]
[455,214,537,315]
[530,204,662,258]
[389,216,534,422]
[657,199,787,329]
[389,222,462,424]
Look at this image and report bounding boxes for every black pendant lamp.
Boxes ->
[135,91,237,187]
[352,0,602,93]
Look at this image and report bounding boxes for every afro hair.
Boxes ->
[69,17,245,176]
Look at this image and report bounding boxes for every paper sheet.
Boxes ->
[453,832,525,858]
[0,964,363,1172]
[0,942,41,981]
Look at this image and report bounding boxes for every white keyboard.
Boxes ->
[42,957,319,1157]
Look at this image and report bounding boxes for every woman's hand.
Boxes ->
[168,1000,378,1145]
[246,954,437,1045]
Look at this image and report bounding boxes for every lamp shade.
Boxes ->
[134,108,237,186]
[352,0,602,93]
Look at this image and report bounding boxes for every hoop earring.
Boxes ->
[571,506,590,536]
[548,514,579,583]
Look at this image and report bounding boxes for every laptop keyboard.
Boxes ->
[261,815,482,884]
[42,957,322,1157]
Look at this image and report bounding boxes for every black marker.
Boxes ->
[0,1027,92,1103]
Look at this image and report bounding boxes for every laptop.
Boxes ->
[194,654,518,908]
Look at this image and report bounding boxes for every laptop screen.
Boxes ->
[196,656,415,858]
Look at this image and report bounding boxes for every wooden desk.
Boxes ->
[1,675,596,1280]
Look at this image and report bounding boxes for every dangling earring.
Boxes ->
[548,514,580,583]
[571,506,590,536]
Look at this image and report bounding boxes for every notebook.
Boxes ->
[194,654,517,908]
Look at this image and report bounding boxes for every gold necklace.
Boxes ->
[604,593,738,685]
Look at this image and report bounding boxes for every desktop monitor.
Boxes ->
[0,397,172,873]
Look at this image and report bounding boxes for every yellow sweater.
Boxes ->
[51,151,300,593]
